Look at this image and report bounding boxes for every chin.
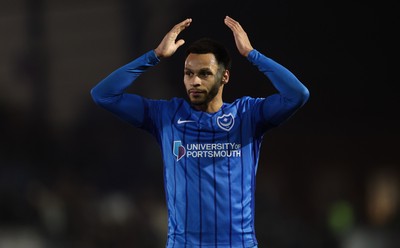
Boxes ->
[189,98,206,106]
[188,96,203,104]
[190,100,203,106]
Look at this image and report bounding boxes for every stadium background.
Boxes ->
[1,0,398,247]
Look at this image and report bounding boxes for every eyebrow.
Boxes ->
[184,67,214,73]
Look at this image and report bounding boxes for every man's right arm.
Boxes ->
[90,50,159,126]
[91,18,192,126]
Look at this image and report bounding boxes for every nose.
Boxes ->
[190,75,202,87]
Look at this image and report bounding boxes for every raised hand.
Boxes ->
[154,18,192,58]
[224,16,254,57]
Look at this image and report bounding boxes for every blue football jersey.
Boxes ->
[141,97,267,247]
[91,48,309,248]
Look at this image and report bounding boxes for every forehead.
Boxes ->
[184,53,219,70]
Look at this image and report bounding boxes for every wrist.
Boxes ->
[154,48,163,59]
[244,47,254,57]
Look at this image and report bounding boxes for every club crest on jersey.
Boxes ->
[217,113,235,131]
[173,140,186,161]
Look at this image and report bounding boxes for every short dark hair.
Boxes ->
[185,38,231,70]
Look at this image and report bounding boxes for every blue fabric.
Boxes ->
[91,49,309,247]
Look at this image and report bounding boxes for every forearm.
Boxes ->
[248,49,309,126]
[247,49,309,107]
[90,50,159,126]
[90,50,160,105]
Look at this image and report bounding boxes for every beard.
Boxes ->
[189,79,222,106]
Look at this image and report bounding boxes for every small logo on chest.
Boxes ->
[217,113,235,131]
[177,118,195,124]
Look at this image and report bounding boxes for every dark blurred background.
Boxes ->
[1,0,399,247]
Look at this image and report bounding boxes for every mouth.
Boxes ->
[188,89,206,97]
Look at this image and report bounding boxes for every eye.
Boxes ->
[199,70,212,78]
[184,71,193,76]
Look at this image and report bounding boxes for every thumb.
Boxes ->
[175,39,185,48]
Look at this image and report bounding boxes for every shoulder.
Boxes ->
[146,97,189,115]
[142,97,189,130]
[147,97,185,107]
[229,96,266,110]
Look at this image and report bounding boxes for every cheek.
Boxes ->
[183,79,190,90]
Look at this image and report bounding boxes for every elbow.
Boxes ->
[90,86,121,109]
[300,87,310,105]
[290,86,310,108]
[90,87,101,105]
[90,86,110,107]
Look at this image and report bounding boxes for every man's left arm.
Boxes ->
[248,50,309,126]
[225,16,309,126]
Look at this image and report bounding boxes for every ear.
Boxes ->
[221,69,230,85]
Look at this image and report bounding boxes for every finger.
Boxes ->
[224,16,232,27]
[174,18,192,34]
[224,17,239,33]
[224,16,237,27]
[175,39,185,48]
[225,16,235,23]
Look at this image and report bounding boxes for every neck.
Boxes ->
[192,98,223,113]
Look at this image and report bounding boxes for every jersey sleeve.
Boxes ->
[247,49,310,127]
[90,50,160,127]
